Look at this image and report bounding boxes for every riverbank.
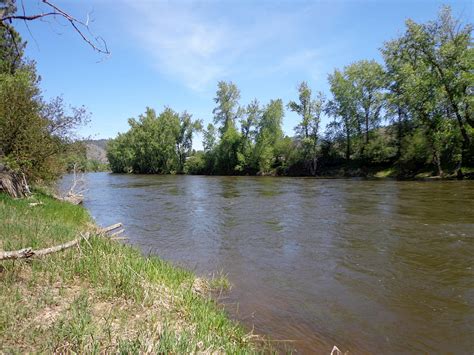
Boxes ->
[0,192,261,353]
[282,165,474,180]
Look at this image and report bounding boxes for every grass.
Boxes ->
[0,192,264,353]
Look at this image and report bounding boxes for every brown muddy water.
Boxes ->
[67,173,474,353]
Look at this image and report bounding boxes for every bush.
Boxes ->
[183,152,206,175]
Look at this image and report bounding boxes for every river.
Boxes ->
[71,173,474,353]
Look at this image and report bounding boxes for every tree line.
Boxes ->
[108,6,473,178]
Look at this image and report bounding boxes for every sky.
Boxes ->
[14,0,473,149]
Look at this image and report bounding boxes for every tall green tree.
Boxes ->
[399,6,472,170]
[288,82,325,175]
[327,71,355,162]
[383,39,412,161]
[345,60,385,149]
[211,81,244,174]
[255,99,284,174]
[212,81,242,135]
[107,107,201,174]
[239,99,261,172]
[381,5,472,175]
[176,112,202,173]
[203,123,217,152]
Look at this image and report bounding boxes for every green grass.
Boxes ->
[0,192,264,353]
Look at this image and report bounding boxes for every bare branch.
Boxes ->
[0,0,110,55]
[0,222,125,261]
[0,232,90,260]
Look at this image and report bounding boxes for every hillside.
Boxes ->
[84,139,109,164]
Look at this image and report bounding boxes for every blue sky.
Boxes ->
[15,0,472,149]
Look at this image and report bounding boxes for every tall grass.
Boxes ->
[0,192,263,353]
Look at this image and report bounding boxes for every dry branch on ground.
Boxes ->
[0,223,124,261]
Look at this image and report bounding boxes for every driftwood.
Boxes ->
[56,164,85,205]
[0,223,125,261]
[101,223,123,233]
[0,232,90,261]
[0,165,31,198]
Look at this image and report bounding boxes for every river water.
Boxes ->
[74,173,473,353]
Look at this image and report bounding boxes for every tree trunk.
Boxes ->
[433,150,444,177]
[0,165,30,198]
[365,111,369,145]
[307,156,318,176]
[345,126,351,162]
[396,107,403,160]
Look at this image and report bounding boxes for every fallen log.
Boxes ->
[101,223,123,233]
[109,229,124,237]
[57,193,84,205]
[0,232,90,261]
[0,222,125,261]
[110,237,128,241]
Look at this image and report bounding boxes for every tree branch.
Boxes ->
[0,232,90,260]
[0,0,110,55]
[0,223,124,261]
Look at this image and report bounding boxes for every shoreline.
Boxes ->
[0,191,267,353]
[90,169,474,181]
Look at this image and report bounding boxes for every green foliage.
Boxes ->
[288,82,324,175]
[215,125,242,174]
[364,129,397,164]
[327,69,358,161]
[381,5,473,175]
[212,81,242,134]
[0,17,89,183]
[255,99,284,174]
[326,60,385,162]
[399,129,431,173]
[107,107,201,174]
[0,68,87,181]
[183,151,206,175]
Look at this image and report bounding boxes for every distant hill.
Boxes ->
[83,139,110,163]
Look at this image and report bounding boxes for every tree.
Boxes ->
[381,5,473,176]
[383,37,412,161]
[203,123,217,152]
[255,99,284,174]
[106,107,201,174]
[238,99,261,173]
[0,0,109,197]
[202,123,217,174]
[345,60,385,150]
[212,81,242,135]
[0,68,89,181]
[176,112,202,173]
[396,6,473,171]
[215,125,241,174]
[288,82,325,175]
[211,81,244,174]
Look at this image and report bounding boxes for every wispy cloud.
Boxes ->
[122,2,320,92]
[125,2,230,91]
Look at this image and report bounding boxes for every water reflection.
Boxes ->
[69,173,474,354]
